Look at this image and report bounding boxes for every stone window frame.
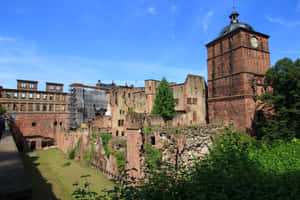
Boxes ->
[28,104,33,112]
[29,83,35,89]
[174,98,179,105]
[29,93,33,99]
[32,122,36,127]
[36,104,40,111]
[49,85,54,90]
[14,92,18,99]
[49,94,54,100]
[36,94,40,99]
[43,104,47,111]
[43,94,47,100]
[56,86,61,91]
[13,104,17,111]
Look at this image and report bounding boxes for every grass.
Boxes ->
[22,148,113,200]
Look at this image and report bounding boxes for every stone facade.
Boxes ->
[0,80,68,151]
[107,74,207,137]
[207,12,271,133]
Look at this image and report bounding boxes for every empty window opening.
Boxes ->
[59,122,62,126]
[13,104,17,111]
[21,83,26,88]
[53,121,57,126]
[14,93,18,99]
[30,141,36,151]
[49,94,54,100]
[151,136,155,145]
[43,105,47,111]
[6,92,11,98]
[29,84,34,89]
[36,94,40,99]
[29,93,33,99]
[49,85,54,90]
[121,131,124,136]
[56,86,61,91]
[116,130,119,136]
[36,104,40,111]
[21,93,26,99]
[49,104,53,111]
[32,122,36,127]
[43,94,47,100]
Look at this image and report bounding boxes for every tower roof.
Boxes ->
[219,10,254,37]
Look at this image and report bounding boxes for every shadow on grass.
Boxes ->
[21,153,61,200]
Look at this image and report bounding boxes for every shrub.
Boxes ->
[115,151,126,172]
[69,138,82,160]
[143,127,154,136]
[144,144,162,170]
[100,133,112,157]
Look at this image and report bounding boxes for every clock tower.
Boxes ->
[206,10,271,133]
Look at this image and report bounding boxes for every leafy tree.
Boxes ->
[151,78,176,121]
[256,57,300,140]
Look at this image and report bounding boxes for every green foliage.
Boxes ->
[151,77,176,121]
[115,151,126,172]
[143,127,154,136]
[189,124,198,130]
[72,174,102,200]
[69,138,82,160]
[77,127,83,132]
[128,107,135,113]
[95,128,300,200]
[144,144,162,170]
[100,133,112,157]
[83,142,94,166]
[0,105,6,115]
[256,57,300,140]
[61,162,71,167]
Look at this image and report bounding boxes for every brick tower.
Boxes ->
[206,10,271,133]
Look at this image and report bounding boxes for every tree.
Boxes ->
[151,78,176,121]
[256,57,300,140]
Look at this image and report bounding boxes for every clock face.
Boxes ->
[250,37,258,48]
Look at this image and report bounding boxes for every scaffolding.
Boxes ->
[68,85,107,129]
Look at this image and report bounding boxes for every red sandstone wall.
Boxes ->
[126,129,142,178]
[13,113,68,139]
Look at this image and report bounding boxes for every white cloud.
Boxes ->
[202,10,214,31]
[0,36,16,41]
[147,7,156,15]
[266,15,300,27]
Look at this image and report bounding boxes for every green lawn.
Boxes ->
[22,148,113,200]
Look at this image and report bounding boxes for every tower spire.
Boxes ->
[229,0,239,24]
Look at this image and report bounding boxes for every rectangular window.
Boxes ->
[21,104,26,111]
[56,86,61,91]
[13,104,17,111]
[193,98,197,104]
[21,93,26,99]
[49,85,54,90]
[49,104,53,111]
[50,94,54,100]
[36,104,40,111]
[21,83,26,88]
[29,84,34,89]
[6,92,11,98]
[28,104,33,111]
[43,105,47,111]
[43,94,47,100]
[118,120,124,127]
[187,98,192,104]
[14,92,18,99]
[29,93,33,99]
[36,94,40,99]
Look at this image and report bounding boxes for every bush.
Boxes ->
[100,133,112,157]
[96,128,300,200]
[144,144,162,170]
[115,151,126,172]
[69,138,82,160]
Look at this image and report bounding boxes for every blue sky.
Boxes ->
[0,0,300,91]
